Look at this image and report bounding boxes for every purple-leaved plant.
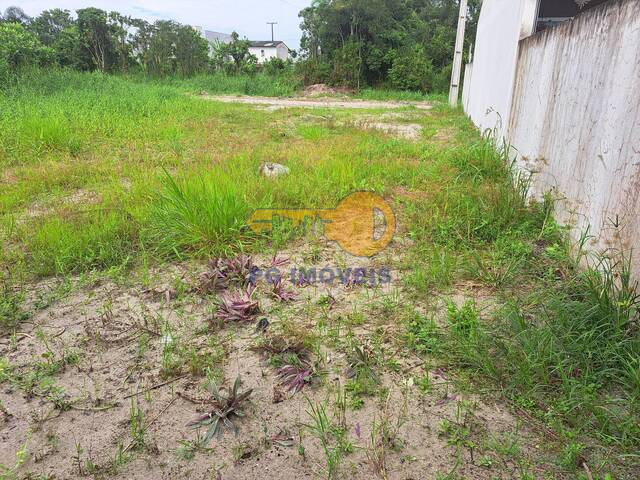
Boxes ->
[198,255,255,293]
[270,278,297,302]
[214,287,260,322]
[277,364,313,394]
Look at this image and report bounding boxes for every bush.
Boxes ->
[388,45,434,93]
[261,57,287,75]
[295,58,330,86]
[330,39,362,88]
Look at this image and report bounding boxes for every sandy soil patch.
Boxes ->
[0,239,558,480]
[201,95,433,111]
[353,117,422,141]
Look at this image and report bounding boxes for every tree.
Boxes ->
[53,25,91,70]
[388,44,434,92]
[76,7,114,72]
[147,20,178,77]
[0,22,53,70]
[175,25,209,77]
[132,18,153,73]
[108,11,135,73]
[29,9,73,46]
[298,0,481,91]
[212,32,256,73]
[2,6,31,26]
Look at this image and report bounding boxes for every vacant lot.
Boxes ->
[0,71,638,480]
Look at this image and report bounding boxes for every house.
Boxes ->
[461,0,640,279]
[248,41,290,64]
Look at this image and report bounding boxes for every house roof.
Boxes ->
[249,40,289,50]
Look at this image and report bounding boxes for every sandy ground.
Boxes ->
[0,238,559,480]
[201,95,433,111]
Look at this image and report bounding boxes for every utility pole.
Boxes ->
[267,22,278,41]
[448,0,468,107]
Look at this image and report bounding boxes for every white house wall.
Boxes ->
[508,0,640,272]
[276,44,289,60]
[249,46,289,64]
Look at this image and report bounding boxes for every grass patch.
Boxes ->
[145,170,250,258]
[151,71,303,97]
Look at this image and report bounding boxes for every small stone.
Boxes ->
[260,163,290,178]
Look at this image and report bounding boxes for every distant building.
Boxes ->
[192,27,232,45]
[248,41,290,63]
[192,27,291,63]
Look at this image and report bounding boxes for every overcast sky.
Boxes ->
[1,0,312,49]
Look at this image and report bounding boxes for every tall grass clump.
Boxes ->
[145,171,250,257]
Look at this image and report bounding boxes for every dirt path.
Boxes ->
[202,94,433,110]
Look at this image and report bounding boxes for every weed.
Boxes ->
[0,435,30,479]
[270,277,297,302]
[175,433,214,461]
[186,376,252,444]
[278,363,314,394]
[304,399,352,479]
[198,255,255,293]
[128,399,146,451]
[406,312,441,355]
[0,286,28,331]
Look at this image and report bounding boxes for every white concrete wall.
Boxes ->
[508,0,640,271]
[463,0,539,139]
[461,62,473,112]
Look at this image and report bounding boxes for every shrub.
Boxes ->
[388,45,434,93]
[261,57,287,75]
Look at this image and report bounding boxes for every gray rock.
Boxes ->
[260,163,290,178]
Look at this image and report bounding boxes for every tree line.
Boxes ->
[0,6,220,79]
[1,1,479,93]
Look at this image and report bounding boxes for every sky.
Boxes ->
[1,0,312,49]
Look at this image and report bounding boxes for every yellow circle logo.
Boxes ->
[248,191,395,257]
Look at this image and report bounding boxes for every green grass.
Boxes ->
[151,71,303,97]
[1,69,638,476]
[146,170,250,257]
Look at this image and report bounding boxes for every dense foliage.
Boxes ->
[298,0,480,91]
[0,6,210,79]
[1,1,479,93]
